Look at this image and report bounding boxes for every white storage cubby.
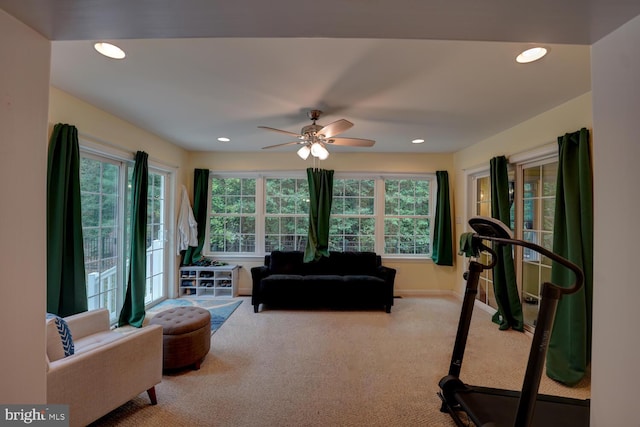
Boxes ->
[179,265,239,298]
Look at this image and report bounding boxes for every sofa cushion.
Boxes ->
[46,314,75,362]
[269,251,304,274]
[329,251,379,275]
[73,330,123,354]
[342,275,385,285]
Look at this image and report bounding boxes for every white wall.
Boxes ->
[591,14,640,426]
[0,10,50,403]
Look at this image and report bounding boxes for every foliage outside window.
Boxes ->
[207,173,434,257]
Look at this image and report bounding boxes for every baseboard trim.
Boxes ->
[394,289,457,298]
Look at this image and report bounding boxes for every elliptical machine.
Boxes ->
[438,216,590,427]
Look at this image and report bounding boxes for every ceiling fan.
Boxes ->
[259,110,375,159]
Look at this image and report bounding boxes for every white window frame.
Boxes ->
[204,171,436,259]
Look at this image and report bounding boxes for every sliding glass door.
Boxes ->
[80,152,169,322]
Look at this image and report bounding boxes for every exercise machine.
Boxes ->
[438,216,590,427]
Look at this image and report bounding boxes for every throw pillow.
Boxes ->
[46,313,74,358]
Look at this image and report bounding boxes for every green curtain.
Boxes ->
[183,169,210,265]
[47,123,88,317]
[546,128,593,386]
[304,168,334,262]
[118,151,148,327]
[490,155,524,331]
[431,171,453,266]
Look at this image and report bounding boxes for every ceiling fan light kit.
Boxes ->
[259,110,375,160]
[297,145,311,160]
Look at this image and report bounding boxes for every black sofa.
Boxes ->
[251,250,396,313]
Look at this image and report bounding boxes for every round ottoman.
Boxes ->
[150,306,211,370]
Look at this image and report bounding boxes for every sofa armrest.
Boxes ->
[251,266,270,291]
[64,308,110,340]
[251,265,270,307]
[47,324,163,427]
[376,265,397,287]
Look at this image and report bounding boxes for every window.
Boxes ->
[206,173,434,257]
[146,171,168,304]
[470,173,497,310]
[384,178,431,255]
[330,178,375,252]
[81,155,123,319]
[209,177,256,253]
[80,151,170,323]
[265,177,308,251]
[518,160,558,328]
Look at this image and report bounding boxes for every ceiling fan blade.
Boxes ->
[262,141,302,150]
[318,119,353,138]
[327,137,375,147]
[258,126,302,138]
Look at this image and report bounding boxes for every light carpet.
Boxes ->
[91,297,590,427]
[146,298,242,334]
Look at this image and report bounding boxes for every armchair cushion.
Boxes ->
[46,314,74,361]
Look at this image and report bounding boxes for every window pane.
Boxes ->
[209,177,257,254]
[520,161,558,328]
[80,156,121,322]
[383,178,431,256]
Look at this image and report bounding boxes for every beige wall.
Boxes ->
[48,87,191,298]
[49,86,190,186]
[0,10,50,403]
[452,93,593,296]
[189,151,458,296]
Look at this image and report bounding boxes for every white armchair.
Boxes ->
[46,308,163,427]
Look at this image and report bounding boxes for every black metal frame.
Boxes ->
[438,218,587,427]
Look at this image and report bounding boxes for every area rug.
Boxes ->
[147,299,242,334]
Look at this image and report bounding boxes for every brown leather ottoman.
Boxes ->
[149,306,211,370]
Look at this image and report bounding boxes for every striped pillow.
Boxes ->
[46,313,74,357]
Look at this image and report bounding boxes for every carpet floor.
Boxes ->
[90,296,590,427]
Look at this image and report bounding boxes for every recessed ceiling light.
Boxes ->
[516,47,547,64]
[412,139,425,144]
[217,137,230,142]
[94,42,126,59]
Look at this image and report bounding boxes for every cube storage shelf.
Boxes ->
[179,265,239,298]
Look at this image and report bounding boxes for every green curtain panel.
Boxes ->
[546,128,593,386]
[183,169,210,265]
[490,156,524,331]
[304,168,334,263]
[118,151,149,327]
[431,171,454,266]
[47,123,88,317]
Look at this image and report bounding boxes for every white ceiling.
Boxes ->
[3,1,640,154]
